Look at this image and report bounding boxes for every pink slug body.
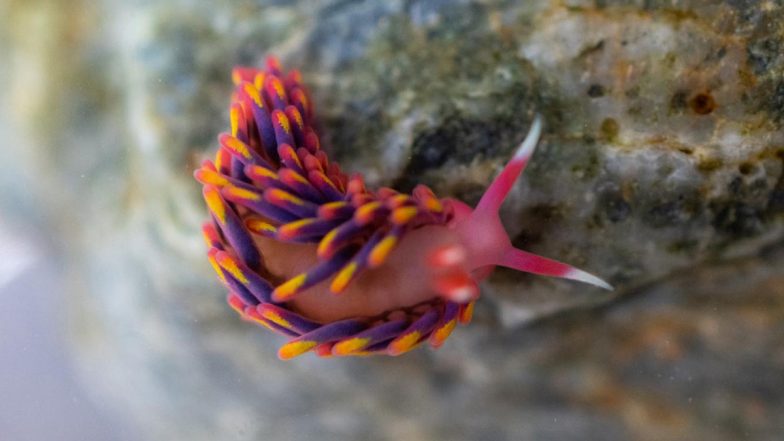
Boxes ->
[195,57,611,359]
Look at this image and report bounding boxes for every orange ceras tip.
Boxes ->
[196,56,613,360]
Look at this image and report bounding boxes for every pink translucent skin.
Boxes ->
[260,116,612,323]
[256,227,460,322]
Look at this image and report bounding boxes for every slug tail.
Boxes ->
[496,247,613,290]
[475,115,543,215]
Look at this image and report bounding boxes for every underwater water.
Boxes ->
[0,222,136,440]
[2,1,783,440]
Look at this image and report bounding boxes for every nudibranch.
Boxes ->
[195,57,611,359]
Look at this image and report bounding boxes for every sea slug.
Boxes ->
[195,57,611,359]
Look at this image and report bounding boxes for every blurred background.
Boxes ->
[1,1,783,440]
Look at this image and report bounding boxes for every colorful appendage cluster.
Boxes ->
[196,58,475,358]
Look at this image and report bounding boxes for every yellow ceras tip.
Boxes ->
[459,301,475,324]
[276,111,291,134]
[290,108,304,129]
[223,136,252,160]
[425,197,443,213]
[355,201,381,223]
[207,252,227,284]
[214,151,226,172]
[319,201,348,217]
[196,168,229,187]
[280,144,303,167]
[368,236,397,268]
[231,69,243,85]
[316,171,339,191]
[332,337,370,356]
[248,164,278,180]
[388,331,421,356]
[246,218,276,235]
[229,107,240,137]
[270,77,286,100]
[243,82,264,108]
[386,194,410,208]
[225,185,261,202]
[391,206,418,225]
[284,169,310,185]
[269,188,304,206]
[253,72,266,91]
[244,309,277,332]
[202,228,218,248]
[278,340,317,360]
[260,308,293,330]
[430,319,457,348]
[317,228,339,257]
[278,218,315,239]
[293,88,309,112]
[216,253,248,284]
[330,262,358,294]
[272,273,307,301]
[204,187,227,225]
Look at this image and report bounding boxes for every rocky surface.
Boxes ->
[2,0,783,440]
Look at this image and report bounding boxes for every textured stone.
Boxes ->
[1,1,783,440]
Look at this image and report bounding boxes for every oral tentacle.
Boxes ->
[432,271,480,303]
[497,247,613,290]
[426,244,479,303]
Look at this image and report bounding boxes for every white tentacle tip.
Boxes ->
[513,114,543,160]
[565,268,614,291]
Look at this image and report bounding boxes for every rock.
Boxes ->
[1,1,782,440]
